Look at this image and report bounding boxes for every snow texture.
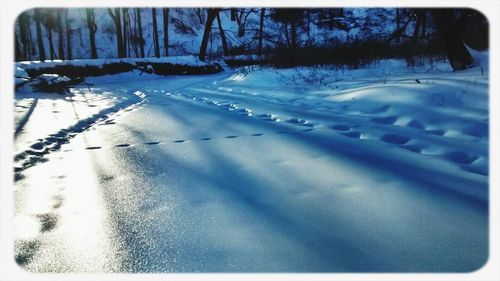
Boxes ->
[13,52,488,272]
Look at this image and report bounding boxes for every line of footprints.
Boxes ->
[78,90,485,176]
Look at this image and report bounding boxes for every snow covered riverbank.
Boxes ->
[13,55,489,272]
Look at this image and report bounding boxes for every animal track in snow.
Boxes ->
[462,165,488,176]
[401,144,424,153]
[37,213,58,232]
[406,119,425,129]
[380,134,411,145]
[257,113,280,122]
[286,118,314,127]
[444,151,478,165]
[343,131,362,139]
[331,124,351,131]
[85,146,102,150]
[115,143,131,148]
[425,129,445,136]
[371,115,399,125]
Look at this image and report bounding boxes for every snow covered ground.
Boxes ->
[13,55,488,272]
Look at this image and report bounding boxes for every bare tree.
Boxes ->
[135,8,145,58]
[412,10,427,43]
[17,11,32,60]
[65,9,72,60]
[258,8,265,54]
[44,10,57,60]
[199,8,220,61]
[108,8,125,58]
[122,8,129,57]
[34,8,46,61]
[86,8,98,59]
[57,9,65,60]
[152,8,160,58]
[216,13,228,55]
[431,9,472,70]
[162,8,169,56]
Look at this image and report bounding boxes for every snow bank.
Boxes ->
[15,56,223,79]
[15,66,30,86]
[17,56,213,71]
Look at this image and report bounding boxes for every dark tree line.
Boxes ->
[15,8,488,71]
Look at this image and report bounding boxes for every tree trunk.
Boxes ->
[46,24,56,60]
[162,8,169,56]
[34,9,46,61]
[431,9,472,71]
[152,8,160,58]
[57,10,65,60]
[230,9,237,21]
[86,8,98,59]
[18,13,31,60]
[127,11,138,57]
[108,8,125,58]
[65,9,72,60]
[421,11,427,38]
[15,31,23,61]
[258,8,265,54]
[122,9,128,57]
[199,8,219,61]
[412,10,424,43]
[216,14,228,55]
[290,21,297,50]
[396,9,400,42]
[136,8,144,58]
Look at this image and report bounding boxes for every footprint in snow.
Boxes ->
[380,134,411,145]
[362,105,391,114]
[37,213,58,232]
[115,143,131,148]
[406,119,425,129]
[286,118,314,127]
[331,124,351,131]
[258,114,280,122]
[444,151,478,165]
[236,108,252,116]
[86,146,102,150]
[200,137,212,141]
[371,115,399,125]
[343,131,362,138]
[52,195,64,209]
[144,141,161,145]
[462,165,488,176]
[15,239,41,266]
[425,129,445,136]
[401,144,424,153]
[252,133,263,136]
[226,135,238,138]
[174,140,186,143]
[462,123,488,138]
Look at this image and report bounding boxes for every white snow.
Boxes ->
[13,54,489,272]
